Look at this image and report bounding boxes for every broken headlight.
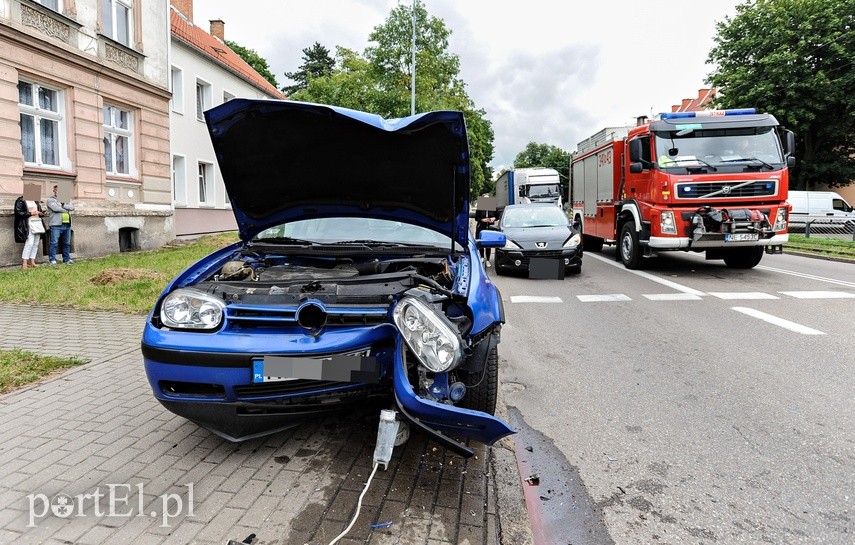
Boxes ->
[393,295,464,373]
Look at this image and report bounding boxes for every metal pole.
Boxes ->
[411,0,416,115]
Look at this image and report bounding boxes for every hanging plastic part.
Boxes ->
[373,409,400,470]
[327,409,400,544]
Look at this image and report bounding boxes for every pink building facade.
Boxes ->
[0,0,173,265]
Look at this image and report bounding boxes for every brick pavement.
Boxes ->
[0,303,528,545]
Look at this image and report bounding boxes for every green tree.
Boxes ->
[293,1,495,198]
[225,40,278,88]
[513,142,571,187]
[281,42,335,96]
[706,0,855,189]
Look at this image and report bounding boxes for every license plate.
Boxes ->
[252,353,378,384]
[725,233,759,242]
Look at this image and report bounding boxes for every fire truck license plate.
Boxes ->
[725,233,759,242]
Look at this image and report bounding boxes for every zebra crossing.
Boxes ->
[510,290,855,304]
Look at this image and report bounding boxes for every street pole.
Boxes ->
[411,0,416,115]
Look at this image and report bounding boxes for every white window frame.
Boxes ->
[36,0,61,11]
[103,104,135,177]
[198,161,213,206]
[195,79,212,122]
[172,155,186,205]
[102,0,133,47]
[170,66,184,114]
[18,80,69,170]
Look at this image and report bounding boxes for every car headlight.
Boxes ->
[503,239,522,250]
[563,233,582,248]
[660,211,677,234]
[393,296,464,373]
[161,288,225,330]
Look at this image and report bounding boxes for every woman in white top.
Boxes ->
[13,196,46,269]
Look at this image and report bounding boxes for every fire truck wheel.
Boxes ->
[458,346,498,415]
[722,247,764,269]
[619,223,643,269]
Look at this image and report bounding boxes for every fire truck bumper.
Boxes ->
[648,233,788,249]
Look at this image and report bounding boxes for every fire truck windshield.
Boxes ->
[655,127,784,170]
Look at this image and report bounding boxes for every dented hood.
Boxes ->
[205,99,472,246]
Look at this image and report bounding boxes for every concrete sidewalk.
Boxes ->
[0,303,532,545]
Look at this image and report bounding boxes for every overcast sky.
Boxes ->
[193,0,742,170]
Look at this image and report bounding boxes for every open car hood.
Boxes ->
[205,99,471,246]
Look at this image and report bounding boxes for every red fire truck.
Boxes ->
[569,109,794,269]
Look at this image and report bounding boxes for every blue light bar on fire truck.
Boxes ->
[660,108,756,120]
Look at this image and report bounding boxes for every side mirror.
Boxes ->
[629,162,643,174]
[787,156,796,168]
[572,219,581,230]
[784,129,795,156]
[629,138,642,163]
[518,188,525,198]
[477,229,506,248]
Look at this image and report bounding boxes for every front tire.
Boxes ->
[619,222,643,269]
[722,247,764,269]
[583,234,604,253]
[459,347,498,415]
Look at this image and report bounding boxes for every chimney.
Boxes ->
[681,98,692,111]
[210,19,225,41]
[172,0,193,22]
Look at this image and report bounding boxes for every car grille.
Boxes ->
[225,304,389,328]
[234,379,351,398]
[675,180,778,199]
[519,249,566,258]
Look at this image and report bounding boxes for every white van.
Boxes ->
[788,190,855,230]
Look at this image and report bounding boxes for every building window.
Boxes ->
[102,0,132,47]
[37,0,60,10]
[196,80,211,121]
[198,162,213,205]
[172,155,186,204]
[18,81,64,168]
[171,67,184,114]
[103,105,133,176]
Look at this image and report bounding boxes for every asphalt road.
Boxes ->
[493,249,855,544]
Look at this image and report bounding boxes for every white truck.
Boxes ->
[788,190,855,233]
[494,167,562,213]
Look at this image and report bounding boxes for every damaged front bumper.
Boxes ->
[141,324,513,453]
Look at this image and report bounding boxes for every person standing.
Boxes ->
[14,196,46,269]
[46,184,74,265]
[474,194,497,267]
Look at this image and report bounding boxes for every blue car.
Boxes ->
[141,99,511,457]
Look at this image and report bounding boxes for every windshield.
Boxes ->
[655,127,784,169]
[253,217,458,248]
[527,184,561,198]
[501,206,569,228]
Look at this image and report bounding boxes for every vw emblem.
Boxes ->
[721,185,732,194]
[535,242,547,248]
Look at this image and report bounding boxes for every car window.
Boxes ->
[502,207,569,228]
[255,217,456,246]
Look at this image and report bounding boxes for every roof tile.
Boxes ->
[170,8,286,100]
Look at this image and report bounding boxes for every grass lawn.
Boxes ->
[0,232,238,394]
[0,348,87,394]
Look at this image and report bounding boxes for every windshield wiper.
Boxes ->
[335,239,406,246]
[662,157,718,171]
[719,156,774,170]
[250,236,315,246]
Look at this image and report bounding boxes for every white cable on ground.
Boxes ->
[327,462,380,545]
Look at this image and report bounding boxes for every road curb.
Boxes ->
[492,370,534,545]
